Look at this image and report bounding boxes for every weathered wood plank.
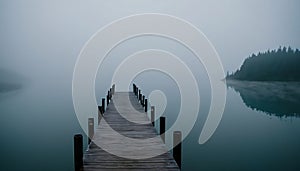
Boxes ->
[83,92,180,171]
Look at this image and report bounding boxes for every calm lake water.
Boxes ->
[0,78,300,171]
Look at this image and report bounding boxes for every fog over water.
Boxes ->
[1,1,300,171]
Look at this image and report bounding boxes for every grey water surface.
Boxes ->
[1,71,300,171]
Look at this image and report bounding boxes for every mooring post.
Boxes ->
[139,90,141,102]
[106,94,109,106]
[74,134,83,171]
[133,84,136,94]
[173,131,182,169]
[98,106,102,113]
[160,117,166,143]
[109,88,112,100]
[107,91,110,104]
[112,84,115,95]
[151,106,155,126]
[145,99,148,112]
[139,94,142,104]
[98,106,102,124]
[98,105,104,115]
[88,118,94,144]
[101,106,104,115]
[102,98,105,113]
[142,95,145,107]
[136,87,138,97]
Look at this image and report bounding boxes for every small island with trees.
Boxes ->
[226,46,300,117]
[227,46,300,81]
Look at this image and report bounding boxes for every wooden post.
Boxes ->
[139,93,141,103]
[107,91,109,103]
[139,94,142,104]
[142,95,145,107]
[102,106,104,115]
[107,91,110,105]
[98,106,102,124]
[160,117,166,143]
[136,87,139,98]
[145,99,148,112]
[102,98,105,113]
[109,88,112,99]
[74,134,83,171]
[98,105,104,115]
[139,90,141,101]
[133,84,136,94]
[106,94,109,106]
[99,105,104,115]
[151,106,155,126]
[88,118,94,144]
[173,131,182,169]
[112,84,115,94]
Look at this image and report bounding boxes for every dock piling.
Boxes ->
[107,94,109,105]
[145,99,148,112]
[133,84,135,93]
[88,118,94,144]
[74,134,83,171]
[112,84,115,95]
[173,131,182,169]
[139,90,141,102]
[98,106,102,124]
[160,117,166,143]
[109,88,112,100]
[151,106,155,126]
[142,95,145,107]
[102,98,105,112]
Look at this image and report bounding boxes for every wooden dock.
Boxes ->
[80,91,180,171]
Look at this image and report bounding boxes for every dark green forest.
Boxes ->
[227,47,300,81]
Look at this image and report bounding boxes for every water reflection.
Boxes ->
[227,80,300,118]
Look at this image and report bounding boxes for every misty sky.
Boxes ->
[1,0,300,85]
[1,2,300,171]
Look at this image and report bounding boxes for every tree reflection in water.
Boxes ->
[227,80,300,118]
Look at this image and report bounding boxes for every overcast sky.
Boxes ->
[1,0,300,84]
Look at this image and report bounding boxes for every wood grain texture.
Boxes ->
[83,92,180,171]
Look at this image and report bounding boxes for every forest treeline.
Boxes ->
[227,47,300,81]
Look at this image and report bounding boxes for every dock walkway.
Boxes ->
[82,92,180,171]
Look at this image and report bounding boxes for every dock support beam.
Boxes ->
[88,118,94,144]
[173,131,182,169]
[74,134,83,171]
[160,117,166,143]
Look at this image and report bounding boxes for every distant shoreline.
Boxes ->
[227,47,300,82]
[226,78,300,83]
